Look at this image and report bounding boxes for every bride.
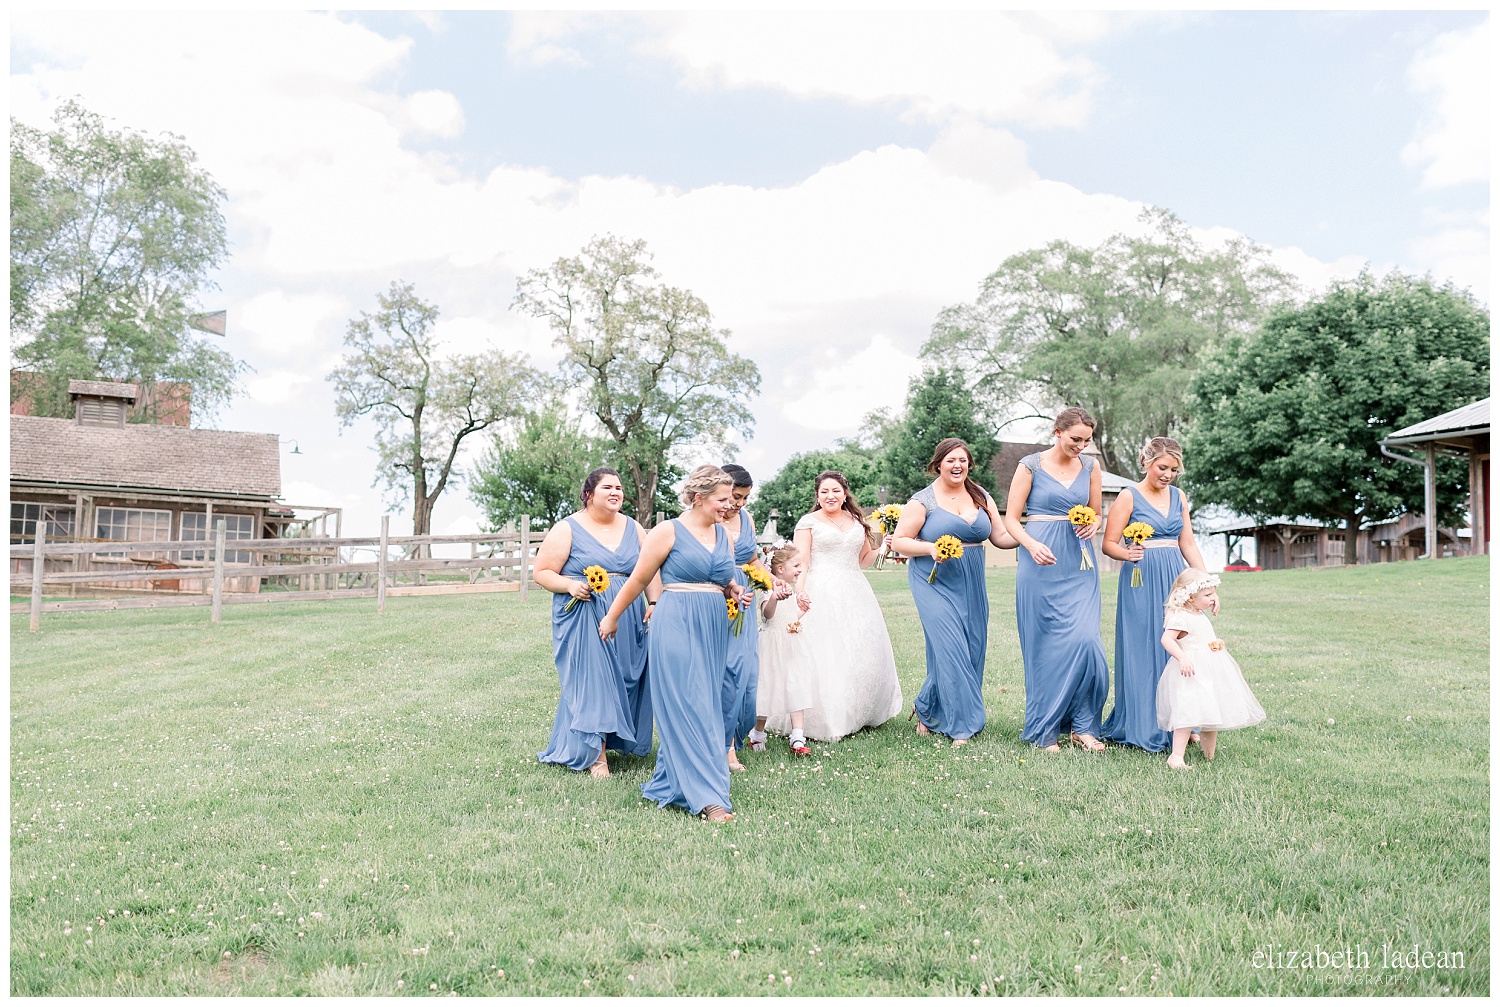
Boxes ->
[769,470,904,741]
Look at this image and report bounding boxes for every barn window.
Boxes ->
[180,512,255,563]
[76,397,127,427]
[94,507,172,558]
[10,503,77,543]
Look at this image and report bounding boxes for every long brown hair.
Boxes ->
[810,470,879,547]
[927,438,988,510]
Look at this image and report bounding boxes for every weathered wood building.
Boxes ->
[9,380,332,593]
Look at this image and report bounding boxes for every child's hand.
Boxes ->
[773,580,794,600]
[796,592,811,613]
[1178,658,1195,677]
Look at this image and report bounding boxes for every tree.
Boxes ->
[756,444,883,534]
[328,282,541,538]
[923,208,1297,474]
[1185,271,1489,566]
[469,404,606,530]
[10,99,240,422]
[878,367,1001,504]
[513,234,761,524]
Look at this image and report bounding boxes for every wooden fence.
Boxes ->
[12,516,551,630]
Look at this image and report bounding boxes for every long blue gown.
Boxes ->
[1101,487,1187,752]
[641,520,736,815]
[1015,453,1110,747]
[721,509,760,748]
[538,516,652,769]
[908,484,993,741]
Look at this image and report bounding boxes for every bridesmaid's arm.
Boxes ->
[984,494,1018,549]
[1101,490,1143,563]
[889,502,935,559]
[1175,501,1217,612]
[1003,467,1055,566]
[532,519,590,601]
[601,522,675,639]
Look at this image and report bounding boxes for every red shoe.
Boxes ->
[790,739,811,757]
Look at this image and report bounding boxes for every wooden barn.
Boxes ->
[10,379,334,594]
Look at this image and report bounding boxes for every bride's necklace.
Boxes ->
[819,509,854,532]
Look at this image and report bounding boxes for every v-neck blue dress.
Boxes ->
[538,516,652,770]
[907,483,993,741]
[1015,453,1109,747]
[721,509,761,748]
[641,520,737,815]
[1101,486,1187,752]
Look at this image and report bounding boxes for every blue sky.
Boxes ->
[9,11,1490,538]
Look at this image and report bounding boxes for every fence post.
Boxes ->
[211,519,226,623]
[29,525,45,632]
[519,516,531,602]
[378,515,389,614]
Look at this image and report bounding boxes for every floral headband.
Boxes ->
[1167,573,1220,610]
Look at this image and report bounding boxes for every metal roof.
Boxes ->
[1383,397,1490,446]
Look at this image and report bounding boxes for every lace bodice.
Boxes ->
[795,513,868,568]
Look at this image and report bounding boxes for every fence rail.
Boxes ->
[13,517,550,629]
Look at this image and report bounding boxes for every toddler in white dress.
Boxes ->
[1157,568,1265,769]
[751,546,814,756]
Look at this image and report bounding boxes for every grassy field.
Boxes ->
[10,557,1489,995]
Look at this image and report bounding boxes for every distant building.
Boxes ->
[10,379,335,594]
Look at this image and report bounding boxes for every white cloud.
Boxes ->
[506,11,594,67]
[779,335,923,433]
[637,11,1115,127]
[1401,21,1489,189]
[246,370,314,407]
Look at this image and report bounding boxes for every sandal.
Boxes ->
[588,754,610,779]
[789,738,811,757]
[910,705,932,737]
[1069,733,1106,752]
[727,751,748,773]
[700,805,735,823]
[951,738,969,748]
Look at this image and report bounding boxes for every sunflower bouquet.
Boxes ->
[563,565,610,612]
[1120,521,1155,587]
[1067,506,1098,570]
[872,504,903,567]
[928,534,964,583]
[727,595,744,636]
[743,563,775,593]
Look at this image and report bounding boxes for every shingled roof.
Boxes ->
[10,415,280,500]
[67,379,138,402]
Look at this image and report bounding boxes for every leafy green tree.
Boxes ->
[10,100,240,422]
[1185,271,1489,566]
[756,444,883,534]
[923,207,1297,474]
[469,404,605,530]
[879,368,1000,503]
[328,282,541,538]
[513,234,761,525]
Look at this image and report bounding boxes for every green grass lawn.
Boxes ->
[10,557,1489,995]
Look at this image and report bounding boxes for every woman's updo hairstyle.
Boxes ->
[1053,406,1096,433]
[720,463,754,489]
[580,466,620,505]
[1138,437,1183,473]
[679,465,733,508]
[926,437,988,511]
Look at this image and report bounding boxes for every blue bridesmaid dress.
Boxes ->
[1101,486,1187,752]
[538,517,652,769]
[721,509,760,748]
[641,520,736,815]
[1015,453,1110,747]
[908,484,993,741]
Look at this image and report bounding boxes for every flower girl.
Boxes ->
[1157,568,1265,769]
[748,546,815,756]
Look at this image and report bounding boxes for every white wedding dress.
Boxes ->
[765,514,904,742]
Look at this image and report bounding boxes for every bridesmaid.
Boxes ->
[891,438,1018,747]
[1100,437,1212,752]
[601,465,741,823]
[533,467,658,777]
[719,464,765,770]
[1003,408,1111,753]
